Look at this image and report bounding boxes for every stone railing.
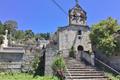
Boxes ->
[44,47,58,76]
[95,52,120,72]
[0,47,25,54]
[81,52,95,66]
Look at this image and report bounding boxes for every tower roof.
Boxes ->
[69,0,87,26]
[69,0,86,15]
[75,0,81,8]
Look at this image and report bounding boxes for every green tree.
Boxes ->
[25,30,34,39]
[14,30,25,43]
[0,24,5,35]
[52,56,66,80]
[39,33,50,40]
[90,17,120,56]
[4,20,18,45]
[0,35,4,46]
[4,20,18,34]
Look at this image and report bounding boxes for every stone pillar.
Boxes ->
[45,48,56,76]
[91,53,95,66]
[76,51,82,61]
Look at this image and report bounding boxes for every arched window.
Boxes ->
[77,45,84,51]
[78,30,82,35]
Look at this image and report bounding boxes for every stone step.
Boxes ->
[67,67,95,69]
[66,62,81,64]
[66,75,108,79]
[67,69,96,71]
[65,73,104,76]
[65,59,108,80]
[67,70,103,73]
[67,67,97,70]
[66,78,108,80]
[67,64,88,66]
[67,66,86,68]
[67,64,90,67]
[65,71,104,74]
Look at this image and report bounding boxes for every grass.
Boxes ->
[105,72,120,80]
[0,73,59,80]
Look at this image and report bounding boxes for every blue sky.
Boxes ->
[0,0,120,33]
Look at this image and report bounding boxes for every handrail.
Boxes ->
[95,58,120,75]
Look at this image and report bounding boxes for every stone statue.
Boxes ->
[2,30,8,47]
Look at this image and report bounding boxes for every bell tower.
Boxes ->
[69,0,87,26]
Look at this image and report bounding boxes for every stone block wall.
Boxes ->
[95,51,120,72]
[45,48,58,76]
[0,53,24,72]
[0,53,23,62]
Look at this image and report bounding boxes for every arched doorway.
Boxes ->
[77,45,84,60]
[77,45,84,51]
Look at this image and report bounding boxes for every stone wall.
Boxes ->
[0,47,40,72]
[45,47,58,76]
[0,53,24,72]
[0,62,22,72]
[58,25,92,52]
[109,56,120,72]
[0,53,23,62]
[95,52,120,72]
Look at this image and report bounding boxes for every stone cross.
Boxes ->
[5,30,8,37]
[76,0,79,5]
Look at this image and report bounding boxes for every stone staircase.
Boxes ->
[65,58,109,80]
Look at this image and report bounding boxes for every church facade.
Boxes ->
[54,2,92,56]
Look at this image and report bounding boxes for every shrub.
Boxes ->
[30,54,40,74]
[52,57,65,71]
[116,75,120,79]
[106,72,120,80]
[52,57,66,80]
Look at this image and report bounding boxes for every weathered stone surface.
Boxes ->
[52,4,92,58]
[0,47,36,72]
[0,53,23,62]
[45,48,58,76]
[44,1,93,76]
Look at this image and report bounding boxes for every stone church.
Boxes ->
[53,1,92,57]
[45,1,94,75]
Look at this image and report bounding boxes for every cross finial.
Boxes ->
[76,0,79,5]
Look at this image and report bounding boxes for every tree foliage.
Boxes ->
[52,57,66,71]
[0,24,5,35]
[30,54,40,74]
[0,20,50,45]
[4,20,18,34]
[15,30,25,40]
[52,56,66,80]
[0,35,4,46]
[90,17,120,56]
[35,33,50,40]
[25,30,34,39]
